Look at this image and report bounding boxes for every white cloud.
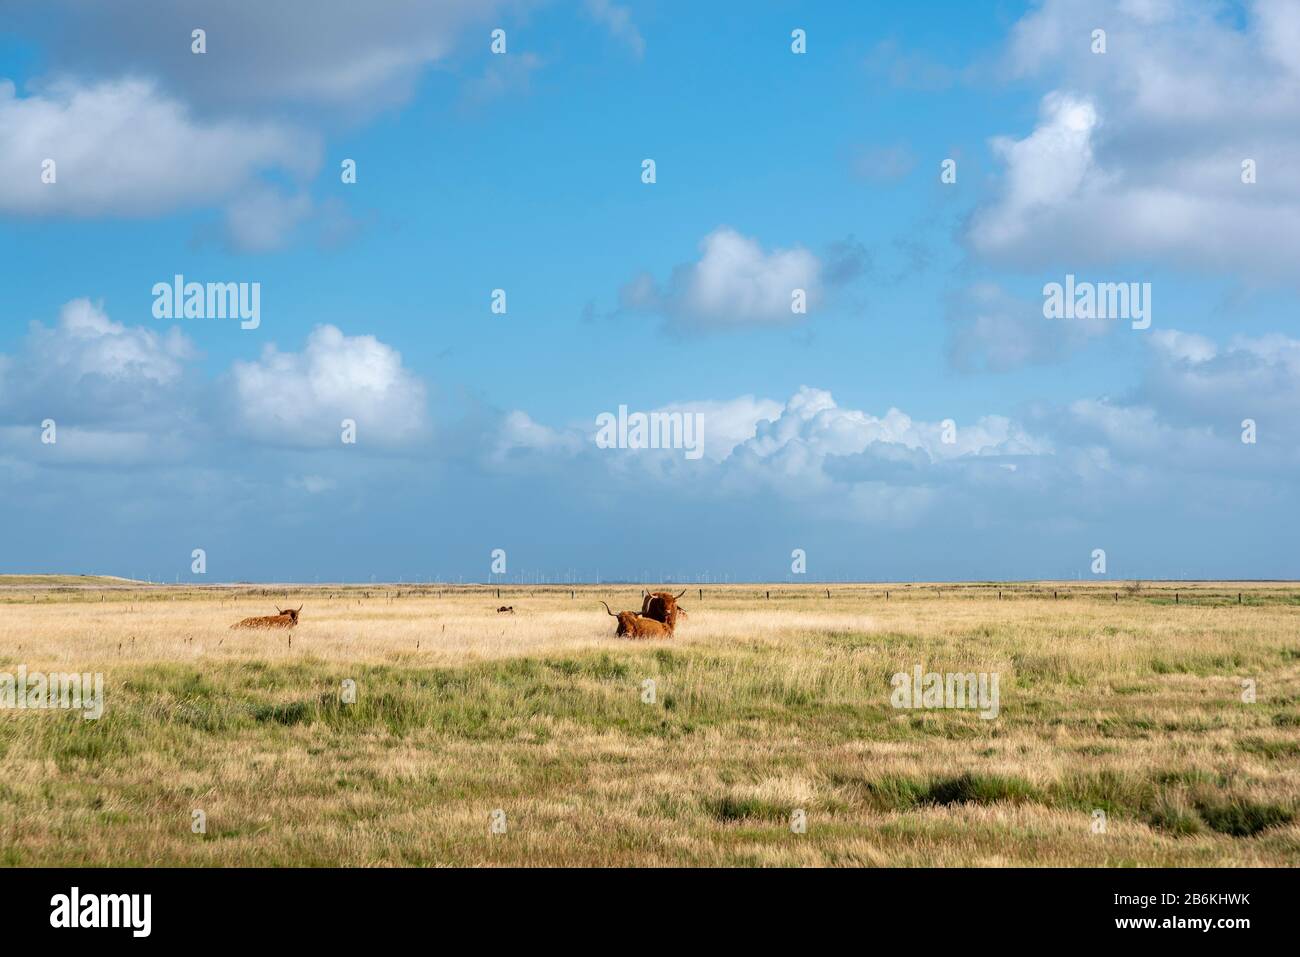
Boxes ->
[492,409,583,463]
[0,301,206,466]
[1139,328,1300,437]
[228,325,428,448]
[0,302,435,464]
[621,227,822,329]
[969,93,1100,253]
[733,386,1043,467]
[31,298,194,387]
[1149,329,1216,364]
[0,299,198,433]
[970,0,1300,278]
[715,387,1049,522]
[1006,326,1300,486]
[650,395,782,462]
[0,78,318,218]
[495,384,1050,523]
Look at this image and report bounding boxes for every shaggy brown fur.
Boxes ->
[641,589,687,629]
[232,605,301,629]
[601,601,673,639]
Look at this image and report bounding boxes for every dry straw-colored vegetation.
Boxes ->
[0,579,1297,866]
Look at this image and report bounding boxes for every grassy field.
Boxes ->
[0,580,1297,866]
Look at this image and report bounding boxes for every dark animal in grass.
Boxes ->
[497,605,515,614]
[642,589,688,628]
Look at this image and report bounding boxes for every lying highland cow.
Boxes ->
[232,605,302,629]
[600,601,674,639]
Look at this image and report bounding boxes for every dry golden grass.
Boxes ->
[0,580,1297,866]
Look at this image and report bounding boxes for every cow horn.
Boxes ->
[295,605,303,613]
[674,589,686,599]
[600,601,617,617]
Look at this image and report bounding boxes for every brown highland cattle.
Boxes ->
[641,589,687,628]
[232,605,302,629]
[600,601,673,639]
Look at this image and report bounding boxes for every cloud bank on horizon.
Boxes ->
[1,0,1296,582]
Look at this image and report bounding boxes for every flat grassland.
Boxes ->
[0,581,1297,866]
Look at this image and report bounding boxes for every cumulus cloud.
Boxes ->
[1139,328,1300,437]
[490,348,1286,535]
[0,299,203,466]
[0,78,318,219]
[714,387,1048,524]
[1013,326,1300,490]
[1059,398,1218,463]
[0,1,525,249]
[32,298,192,386]
[495,384,1050,524]
[492,409,584,463]
[620,227,823,329]
[1,298,197,425]
[0,301,436,469]
[969,0,1300,279]
[227,325,428,448]
[3,301,1296,577]
[729,386,1044,484]
[648,395,782,462]
[968,92,1101,254]
[1149,329,1216,364]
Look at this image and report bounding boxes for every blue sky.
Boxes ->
[1,0,1297,582]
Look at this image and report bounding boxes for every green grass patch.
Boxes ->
[702,795,789,823]
[1193,797,1293,837]
[1237,737,1300,759]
